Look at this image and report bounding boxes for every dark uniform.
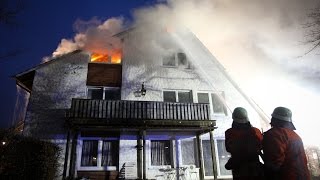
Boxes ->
[225,107,264,180]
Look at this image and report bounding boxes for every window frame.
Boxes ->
[197,91,228,116]
[161,51,191,69]
[77,137,119,171]
[163,90,193,103]
[214,139,232,179]
[86,86,121,100]
[150,140,172,166]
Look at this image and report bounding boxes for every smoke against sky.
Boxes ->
[53,0,320,145]
[53,17,125,57]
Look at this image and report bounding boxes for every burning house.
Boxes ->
[13,27,268,180]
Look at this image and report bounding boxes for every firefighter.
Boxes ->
[263,107,310,180]
[225,107,264,180]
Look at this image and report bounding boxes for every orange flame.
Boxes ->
[91,50,122,64]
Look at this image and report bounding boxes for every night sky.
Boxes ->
[0,0,157,128]
[1,0,320,146]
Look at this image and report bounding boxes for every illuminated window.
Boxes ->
[81,140,98,166]
[80,139,119,168]
[151,140,171,166]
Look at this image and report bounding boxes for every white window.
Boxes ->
[87,87,121,100]
[162,52,191,69]
[197,92,228,115]
[201,139,232,178]
[216,140,232,177]
[163,90,193,103]
[151,140,172,166]
[78,138,119,171]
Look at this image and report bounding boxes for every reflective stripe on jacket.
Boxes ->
[263,127,310,180]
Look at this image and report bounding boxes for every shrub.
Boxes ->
[0,130,61,180]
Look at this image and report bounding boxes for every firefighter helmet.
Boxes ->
[271,107,292,122]
[232,107,249,123]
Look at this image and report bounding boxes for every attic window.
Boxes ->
[90,50,122,64]
[162,52,191,69]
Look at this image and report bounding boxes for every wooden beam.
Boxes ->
[69,130,79,178]
[137,131,143,180]
[209,130,218,180]
[196,133,205,180]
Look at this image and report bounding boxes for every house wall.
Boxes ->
[23,51,90,178]
[121,29,265,138]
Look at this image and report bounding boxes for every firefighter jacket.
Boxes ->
[225,122,264,179]
[263,127,310,180]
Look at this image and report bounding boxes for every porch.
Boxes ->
[64,99,218,180]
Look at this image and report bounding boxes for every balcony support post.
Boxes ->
[142,130,147,180]
[196,133,205,180]
[209,130,218,180]
[137,130,144,180]
[62,130,71,179]
[68,129,79,178]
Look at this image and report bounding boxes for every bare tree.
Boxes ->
[304,6,320,54]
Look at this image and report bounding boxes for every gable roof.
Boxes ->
[13,50,84,92]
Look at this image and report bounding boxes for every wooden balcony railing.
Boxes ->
[67,99,211,121]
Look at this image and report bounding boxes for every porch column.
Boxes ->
[142,130,146,180]
[196,133,205,180]
[209,130,218,180]
[68,129,79,178]
[137,130,143,180]
[62,130,71,179]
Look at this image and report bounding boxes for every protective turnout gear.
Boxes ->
[225,108,264,180]
[263,127,310,180]
[232,107,249,124]
[263,107,310,180]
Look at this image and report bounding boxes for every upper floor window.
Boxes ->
[163,90,193,103]
[162,52,191,69]
[197,92,228,115]
[87,87,121,100]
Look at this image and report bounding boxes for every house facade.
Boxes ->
[13,28,268,180]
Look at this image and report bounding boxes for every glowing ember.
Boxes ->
[91,50,122,64]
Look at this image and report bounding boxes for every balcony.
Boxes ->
[66,99,216,129]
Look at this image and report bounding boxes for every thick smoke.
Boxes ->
[130,0,320,145]
[52,0,320,145]
[53,17,124,57]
